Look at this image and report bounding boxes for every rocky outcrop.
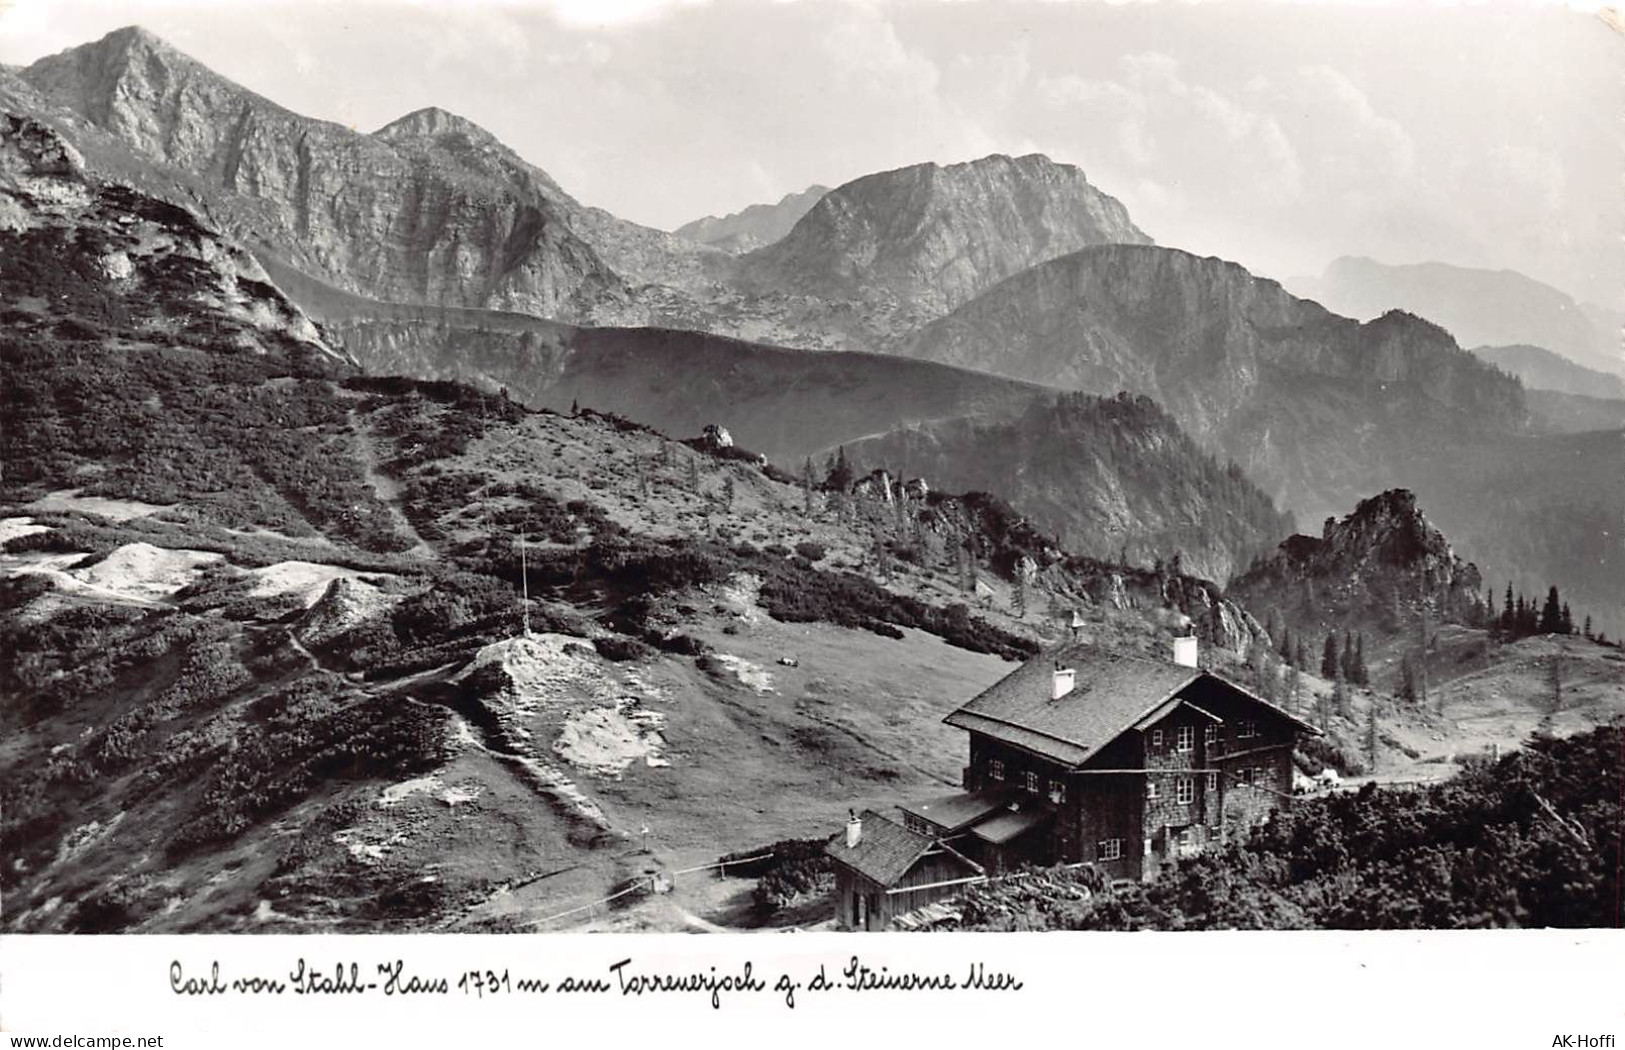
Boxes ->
[1228,488,1486,635]
[899,243,1528,523]
[673,185,829,253]
[745,154,1150,321]
[0,109,336,358]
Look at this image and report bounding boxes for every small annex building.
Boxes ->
[823,809,985,931]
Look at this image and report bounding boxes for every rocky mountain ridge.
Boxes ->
[673,185,829,253]
[898,243,1528,523]
[1295,256,1625,380]
[744,153,1151,329]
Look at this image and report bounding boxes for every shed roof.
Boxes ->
[969,807,1052,846]
[944,644,1320,767]
[822,810,934,887]
[899,790,1008,834]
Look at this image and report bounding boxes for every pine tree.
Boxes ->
[1341,630,1357,683]
[1539,586,1563,634]
[1365,703,1379,772]
[801,457,816,515]
[1354,632,1369,686]
[826,446,853,492]
[1584,615,1594,640]
[1294,639,1309,673]
[1333,667,1350,720]
[1560,602,1574,635]
[1503,582,1515,632]
[722,473,735,511]
[1012,568,1027,619]
[570,397,580,417]
[1400,656,1417,703]
[1321,633,1340,680]
[1278,625,1293,666]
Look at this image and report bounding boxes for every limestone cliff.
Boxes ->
[745,154,1151,322]
[16,28,670,323]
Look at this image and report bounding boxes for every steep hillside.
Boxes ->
[1298,257,1624,379]
[1472,344,1625,400]
[14,27,703,322]
[316,312,1045,467]
[745,153,1150,324]
[1402,428,1625,641]
[1522,389,1625,435]
[673,186,829,253]
[843,392,1294,583]
[900,244,1527,523]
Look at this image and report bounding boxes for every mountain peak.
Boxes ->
[373,106,500,145]
[747,150,1150,316]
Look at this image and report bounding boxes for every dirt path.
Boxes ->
[347,409,438,560]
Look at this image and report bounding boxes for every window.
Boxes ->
[1237,719,1258,740]
[1176,725,1195,753]
[1237,767,1254,786]
[1204,725,1219,746]
[1252,765,1267,787]
[1097,838,1122,862]
[1146,779,1159,800]
[1024,771,1040,794]
[1048,779,1066,804]
[1175,778,1195,805]
[1150,729,1164,749]
[989,759,1004,782]
[1206,771,1218,791]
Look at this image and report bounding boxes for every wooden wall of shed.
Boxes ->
[883,851,983,921]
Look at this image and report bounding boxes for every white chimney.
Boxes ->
[1051,665,1076,701]
[1173,636,1198,669]
[845,810,862,848]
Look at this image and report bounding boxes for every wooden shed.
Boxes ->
[823,810,985,931]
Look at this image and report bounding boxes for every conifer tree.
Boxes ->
[1560,602,1574,636]
[1354,633,1369,686]
[1366,703,1379,772]
[722,473,735,511]
[1539,586,1563,634]
[1278,626,1293,665]
[1321,633,1340,680]
[1295,638,1309,673]
[1400,656,1417,703]
[1583,615,1593,640]
[801,457,816,515]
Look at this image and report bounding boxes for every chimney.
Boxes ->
[1173,636,1198,668]
[845,809,862,848]
[1051,663,1076,701]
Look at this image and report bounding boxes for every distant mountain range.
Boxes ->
[895,243,1526,523]
[673,186,828,253]
[1293,257,1625,380]
[1471,344,1625,401]
[4,24,1619,636]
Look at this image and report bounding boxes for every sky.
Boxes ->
[1,0,1620,306]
